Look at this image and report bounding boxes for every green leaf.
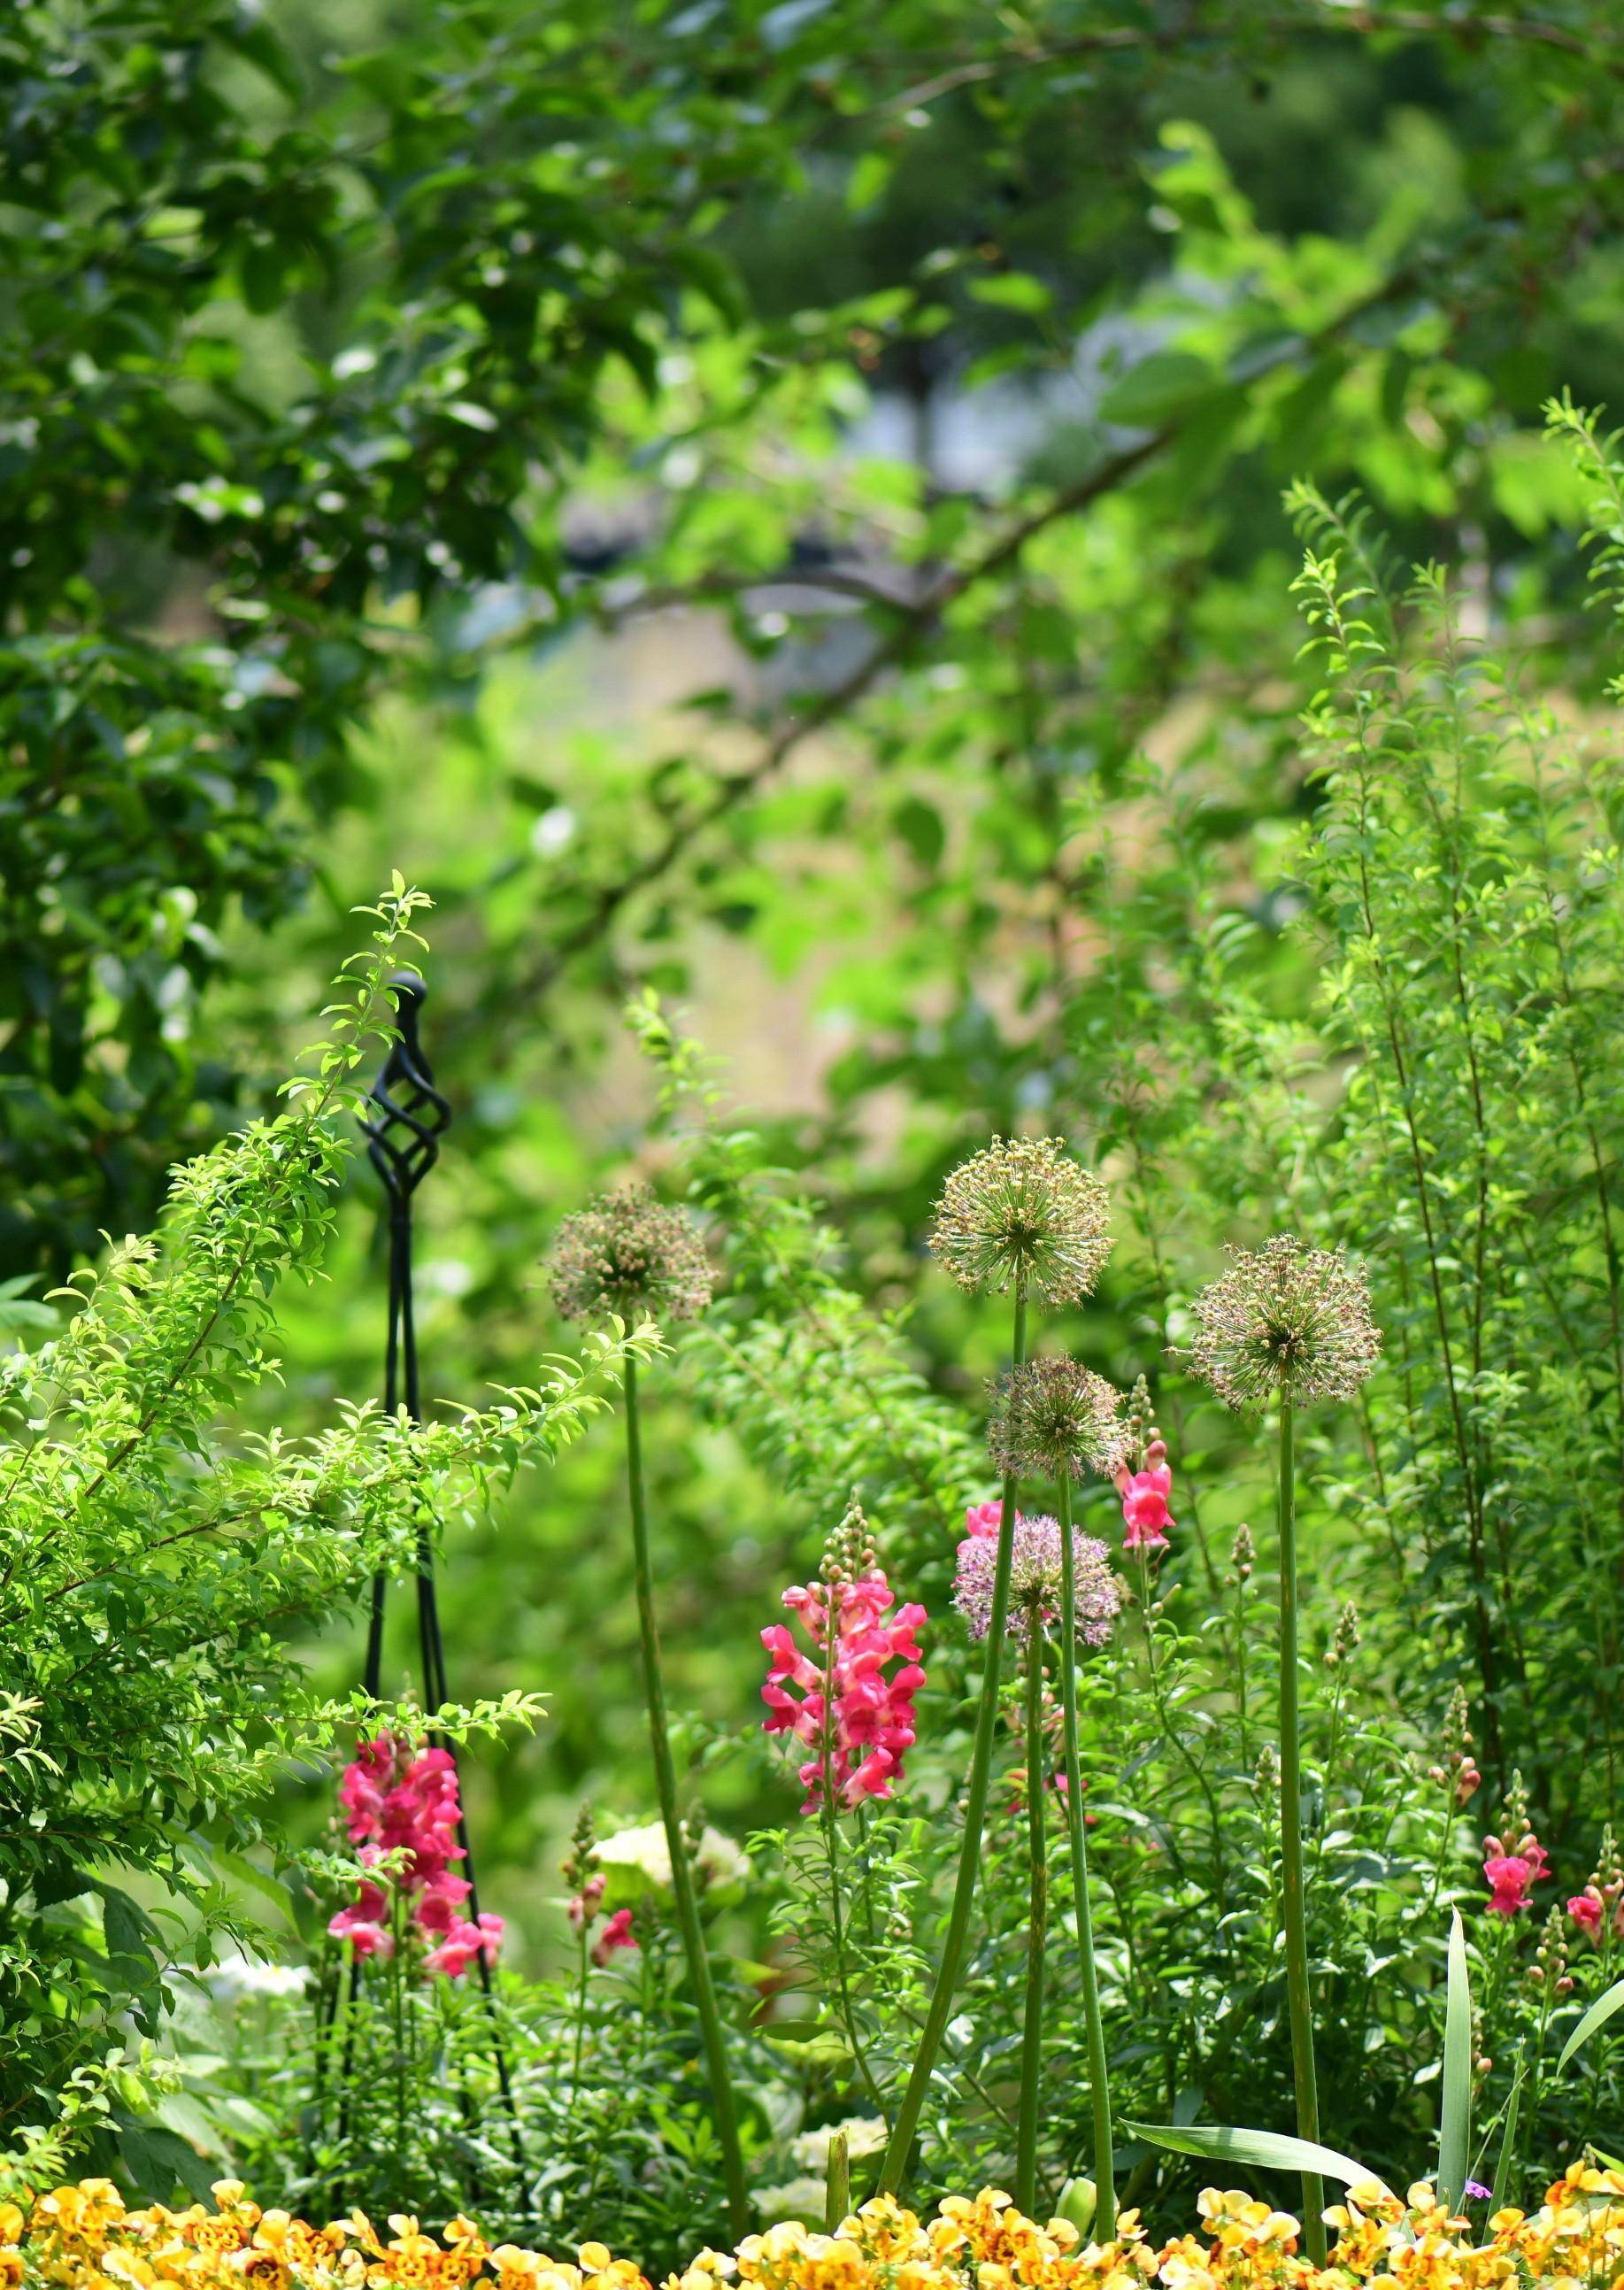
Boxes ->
[892,796,944,870]
[762,2031,852,2067]
[1557,1973,1624,2071]
[99,1883,158,1966]
[1125,2122,1392,2200]
[1439,1908,1471,2212]
[966,273,1053,316]
[1097,351,1215,427]
[847,152,893,215]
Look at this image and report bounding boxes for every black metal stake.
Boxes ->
[347,973,527,2193]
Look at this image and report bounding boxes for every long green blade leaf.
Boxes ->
[1439,1908,1472,2212]
[1124,2122,1391,2201]
[1557,1975,1624,2072]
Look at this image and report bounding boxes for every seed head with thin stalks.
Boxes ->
[1185,1235,1381,1410]
[930,1137,1111,1304]
[1324,1599,1361,1669]
[820,1494,879,1590]
[955,1515,1120,1646]
[548,1184,713,1323]
[988,1356,1128,1483]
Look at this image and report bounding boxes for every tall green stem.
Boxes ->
[1058,1471,1114,2239]
[1015,1619,1048,2214]
[880,1284,1029,2197]
[1277,1395,1326,2266]
[624,1356,751,2238]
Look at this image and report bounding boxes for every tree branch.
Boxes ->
[880,5,1620,117]
[494,268,1419,1008]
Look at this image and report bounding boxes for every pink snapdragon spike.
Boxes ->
[1569,1891,1605,1938]
[327,1730,504,1976]
[1118,1437,1174,1553]
[591,1907,639,1968]
[761,1568,926,1816]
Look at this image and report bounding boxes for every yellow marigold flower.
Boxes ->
[1153,2244,1218,2290]
[663,2248,736,2290]
[489,2246,545,2290]
[100,2252,155,2290]
[576,2250,612,2275]
[0,2254,24,2290]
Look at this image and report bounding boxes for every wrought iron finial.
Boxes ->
[361,972,451,1207]
[339,973,527,2195]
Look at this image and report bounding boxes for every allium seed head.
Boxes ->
[547,1184,713,1324]
[953,1514,1120,1646]
[1185,1235,1380,1410]
[987,1356,1128,1483]
[930,1137,1111,1304]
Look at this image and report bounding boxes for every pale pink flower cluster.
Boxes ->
[761,1571,926,1815]
[329,1731,504,1978]
[1118,1435,1175,1553]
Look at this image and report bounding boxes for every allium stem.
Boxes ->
[1058,1470,1114,2239]
[1277,1394,1326,2267]
[623,1357,750,2238]
[1015,1622,1049,2214]
[879,1284,1028,2197]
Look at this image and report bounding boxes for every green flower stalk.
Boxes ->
[1016,1616,1049,2217]
[990,1353,1127,2235]
[549,1188,750,2239]
[1189,1236,1381,2268]
[880,1139,1112,2201]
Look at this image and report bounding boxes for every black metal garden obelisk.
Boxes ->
[357,971,525,2173]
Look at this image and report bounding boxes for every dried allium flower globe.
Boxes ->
[930,1137,1111,1304]
[988,1355,1128,1482]
[1187,1235,1380,1410]
[955,1515,1120,1646]
[548,1185,713,1323]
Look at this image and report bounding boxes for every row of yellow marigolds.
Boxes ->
[6,2169,1624,2290]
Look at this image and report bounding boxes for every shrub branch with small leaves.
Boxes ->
[0,887,658,2189]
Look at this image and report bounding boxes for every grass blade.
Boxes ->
[1557,1975,1624,2072]
[1439,1907,1472,2212]
[1124,2122,1391,2201]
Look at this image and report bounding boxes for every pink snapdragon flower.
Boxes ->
[761,1568,926,1816]
[327,1901,393,1959]
[425,1912,505,1979]
[1118,1437,1175,1553]
[327,1731,504,1977]
[1483,1847,1543,1918]
[568,1872,607,1931]
[1569,1891,1605,1938]
[590,1907,638,1968]
[964,1500,1004,1540]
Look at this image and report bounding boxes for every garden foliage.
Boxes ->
[0,887,655,2194]
[15,0,1624,2265]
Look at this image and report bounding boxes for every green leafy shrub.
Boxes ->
[0,887,651,2193]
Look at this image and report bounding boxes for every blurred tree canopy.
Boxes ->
[8,0,1624,1266]
[9,0,1624,1949]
